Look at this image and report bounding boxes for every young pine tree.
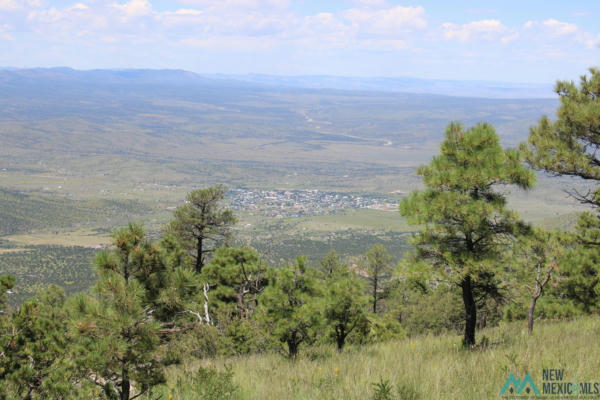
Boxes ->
[400,122,534,346]
[323,264,368,351]
[71,223,203,399]
[1,286,91,399]
[364,244,393,314]
[70,274,164,400]
[202,246,268,322]
[258,257,322,358]
[318,249,346,277]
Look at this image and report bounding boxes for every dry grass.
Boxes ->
[158,316,600,399]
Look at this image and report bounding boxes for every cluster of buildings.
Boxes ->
[228,189,395,217]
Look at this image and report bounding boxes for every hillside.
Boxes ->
[155,317,600,400]
[161,316,600,399]
[0,188,149,236]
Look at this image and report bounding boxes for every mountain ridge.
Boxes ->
[0,67,554,99]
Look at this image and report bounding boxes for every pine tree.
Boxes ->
[0,275,15,397]
[0,286,91,399]
[364,244,393,313]
[522,67,600,203]
[258,257,322,358]
[0,274,14,313]
[318,249,345,277]
[202,246,268,321]
[71,223,204,399]
[168,185,237,273]
[70,275,164,400]
[521,68,600,312]
[323,264,368,351]
[400,122,534,346]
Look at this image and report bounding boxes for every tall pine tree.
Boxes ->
[522,68,600,312]
[400,122,534,346]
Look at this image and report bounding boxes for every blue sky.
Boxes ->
[1,0,599,82]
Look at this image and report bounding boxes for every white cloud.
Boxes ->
[301,12,346,34]
[342,5,427,34]
[442,19,505,42]
[543,19,578,35]
[542,19,579,36]
[501,31,519,44]
[521,19,592,50]
[27,7,65,23]
[176,0,290,9]
[0,0,20,10]
[67,3,89,12]
[113,0,152,17]
[0,0,42,11]
[159,7,295,37]
[360,38,408,50]
[351,0,388,7]
[170,8,202,16]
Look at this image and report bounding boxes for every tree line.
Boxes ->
[1,67,599,399]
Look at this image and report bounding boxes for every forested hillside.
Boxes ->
[0,188,146,236]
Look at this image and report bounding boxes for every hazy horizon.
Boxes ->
[0,65,558,85]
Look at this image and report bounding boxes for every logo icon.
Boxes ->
[500,373,541,395]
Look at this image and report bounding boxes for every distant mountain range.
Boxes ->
[0,67,554,99]
[205,73,555,99]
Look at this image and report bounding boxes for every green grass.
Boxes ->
[158,316,600,399]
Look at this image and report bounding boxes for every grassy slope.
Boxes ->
[162,316,600,399]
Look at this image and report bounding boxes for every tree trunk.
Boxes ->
[478,310,488,330]
[287,340,298,359]
[121,367,130,400]
[528,262,553,335]
[461,275,477,347]
[196,237,203,274]
[528,296,538,335]
[203,283,211,325]
[287,331,299,359]
[336,326,346,352]
[237,292,245,319]
[372,275,378,313]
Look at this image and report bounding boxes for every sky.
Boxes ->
[0,0,599,82]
